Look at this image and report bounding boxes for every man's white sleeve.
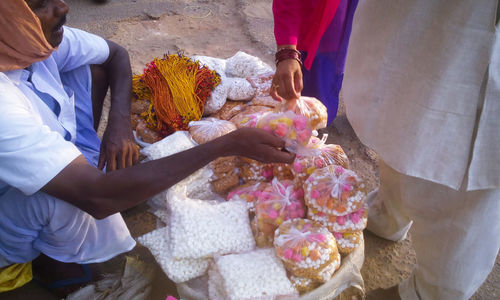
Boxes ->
[0,75,81,195]
[52,26,110,73]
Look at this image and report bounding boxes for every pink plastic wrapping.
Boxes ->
[292,135,349,186]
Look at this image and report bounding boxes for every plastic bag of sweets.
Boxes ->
[304,165,367,216]
[292,135,349,186]
[292,96,328,130]
[188,117,237,145]
[256,110,313,154]
[333,231,364,255]
[238,156,274,183]
[274,219,341,280]
[307,202,368,233]
[289,275,322,295]
[254,178,306,245]
[273,162,294,181]
[229,105,272,128]
[227,182,266,212]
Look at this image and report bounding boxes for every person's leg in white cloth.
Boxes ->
[0,188,135,266]
[368,159,500,300]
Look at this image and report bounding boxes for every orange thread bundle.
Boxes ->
[132,53,221,137]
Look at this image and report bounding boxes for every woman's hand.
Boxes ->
[270,58,303,108]
[221,127,295,164]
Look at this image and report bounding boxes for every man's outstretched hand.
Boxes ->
[221,127,295,164]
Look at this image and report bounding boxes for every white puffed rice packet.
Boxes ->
[204,76,229,115]
[225,51,274,78]
[167,189,255,259]
[214,248,297,300]
[140,131,214,208]
[191,55,227,76]
[137,226,211,283]
[226,77,255,101]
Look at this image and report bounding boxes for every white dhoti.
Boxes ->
[368,160,500,300]
[0,188,135,268]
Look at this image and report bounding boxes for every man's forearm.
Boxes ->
[47,135,229,219]
[104,40,133,125]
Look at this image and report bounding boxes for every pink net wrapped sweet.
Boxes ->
[256,110,312,154]
[274,219,340,280]
[292,135,349,186]
[304,165,366,216]
[253,178,306,246]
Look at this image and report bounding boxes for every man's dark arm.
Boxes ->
[42,128,295,219]
[97,40,139,172]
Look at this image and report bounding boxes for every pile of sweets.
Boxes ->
[253,178,306,247]
[274,219,341,281]
[303,165,368,255]
[137,226,211,283]
[208,248,297,300]
[292,135,350,186]
[167,191,255,259]
[132,52,368,298]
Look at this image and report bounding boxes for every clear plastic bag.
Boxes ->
[211,249,297,300]
[253,178,306,246]
[256,111,313,154]
[227,182,266,212]
[188,117,237,144]
[304,165,367,216]
[274,219,340,280]
[292,135,349,186]
[291,97,328,130]
[308,203,368,233]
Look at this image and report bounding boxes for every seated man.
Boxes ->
[0,0,295,296]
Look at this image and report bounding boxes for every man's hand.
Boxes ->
[222,127,295,164]
[271,59,303,108]
[98,118,139,172]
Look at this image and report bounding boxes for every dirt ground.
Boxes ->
[25,0,497,298]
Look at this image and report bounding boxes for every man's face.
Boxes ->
[25,0,69,47]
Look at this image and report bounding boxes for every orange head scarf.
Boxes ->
[0,0,55,72]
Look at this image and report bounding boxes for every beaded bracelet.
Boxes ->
[275,48,302,66]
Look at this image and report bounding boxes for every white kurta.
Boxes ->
[343,0,499,191]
